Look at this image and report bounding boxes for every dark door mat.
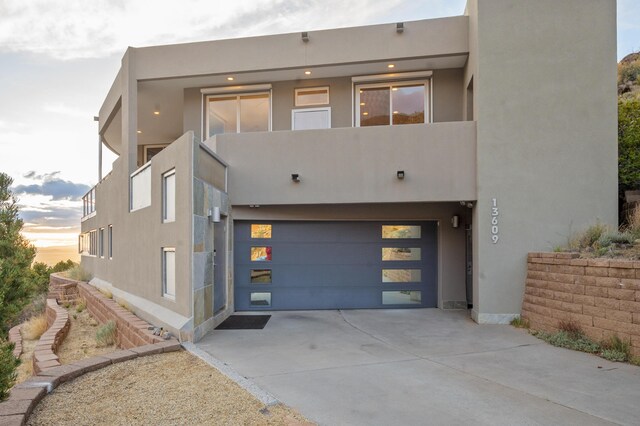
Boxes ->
[215,315,271,330]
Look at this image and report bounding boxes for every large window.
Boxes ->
[163,169,176,223]
[356,81,429,127]
[163,248,176,299]
[206,93,270,138]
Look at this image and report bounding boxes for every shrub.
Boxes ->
[76,298,86,313]
[65,265,92,282]
[96,320,117,347]
[510,316,530,329]
[626,206,640,240]
[569,222,609,251]
[0,339,20,401]
[99,288,113,299]
[600,335,631,362]
[597,231,633,248]
[22,314,48,340]
[557,320,582,339]
[537,331,601,354]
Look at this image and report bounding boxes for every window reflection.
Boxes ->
[391,85,425,125]
[382,247,421,261]
[250,292,271,306]
[382,225,421,239]
[251,269,272,283]
[382,269,421,282]
[359,87,390,126]
[382,291,422,305]
[251,246,272,261]
[251,224,272,239]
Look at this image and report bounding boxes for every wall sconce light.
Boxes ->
[249,205,261,208]
[208,207,221,223]
[301,32,309,42]
[291,173,301,183]
[451,215,460,228]
[459,201,474,208]
[396,22,404,33]
[396,170,405,180]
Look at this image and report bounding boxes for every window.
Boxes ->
[382,269,422,282]
[295,87,329,107]
[356,80,429,127]
[250,292,271,307]
[108,225,113,259]
[163,169,176,223]
[163,248,176,299]
[206,92,270,138]
[99,228,105,258]
[382,225,421,239]
[382,247,421,261]
[292,107,331,130]
[251,247,272,261]
[382,290,422,305]
[130,163,151,211]
[144,145,168,163]
[80,230,98,256]
[251,224,272,239]
[251,269,272,284]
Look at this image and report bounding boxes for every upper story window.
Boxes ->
[206,92,270,138]
[295,87,329,107]
[355,80,429,127]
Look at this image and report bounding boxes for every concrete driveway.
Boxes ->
[196,309,640,425]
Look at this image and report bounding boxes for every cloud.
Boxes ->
[14,174,90,201]
[43,103,90,119]
[19,205,82,228]
[0,0,406,60]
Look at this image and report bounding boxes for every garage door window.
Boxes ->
[251,224,272,238]
[382,225,421,239]
[251,246,272,261]
[382,269,422,282]
[382,290,422,305]
[251,269,272,283]
[251,292,271,307]
[382,247,421,261]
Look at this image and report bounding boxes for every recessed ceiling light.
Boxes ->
[304,70,311,75]
[153,111,160,115]
[360,102,365,106]
[363,112,369,116]
[387,64,395,68]
[227,77,234,81]
[393,111,399,114]
[137,130,142,134]
[392,87,398,91]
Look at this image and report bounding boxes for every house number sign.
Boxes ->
[491,198,499,244]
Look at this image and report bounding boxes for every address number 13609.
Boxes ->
[491,198,499,244]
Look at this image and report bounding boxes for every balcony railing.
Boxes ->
[130,162,151,211]
[82,186,96,219]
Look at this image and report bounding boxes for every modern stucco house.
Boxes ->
[80,0,618,341]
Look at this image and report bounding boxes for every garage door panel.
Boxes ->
[234,221,437,311]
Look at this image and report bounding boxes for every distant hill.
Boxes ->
[619,52,640,98]
[34,245,79,266]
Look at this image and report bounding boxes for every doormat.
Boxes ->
[215,315,271,330]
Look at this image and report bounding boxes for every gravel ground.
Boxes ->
[57,307,116,364]
[28,350,313,426]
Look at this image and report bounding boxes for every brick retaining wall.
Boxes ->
[522,252,640,355]
[32,300,70,375]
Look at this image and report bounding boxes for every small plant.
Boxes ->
[22,314,48,340]
[600,335,631,362]
[99,288,113,299]
[569,222,609,251]
[536,331,601,354]
[557,320,582,339]
[118,300,132,312]
[625,206,640,240]
[63,302,71,309]
[72,314,77,320]
[95,320,117,347]
[510,316,530,329]
[65,265,92,282]
[76,298,86,313]
[0,340,20,401]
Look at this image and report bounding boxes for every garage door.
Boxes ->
[234,221,437,310]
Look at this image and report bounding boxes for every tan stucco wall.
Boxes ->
[215,122,476,206]
[469,0,618,322]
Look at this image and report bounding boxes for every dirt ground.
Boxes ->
[27,350,313,426]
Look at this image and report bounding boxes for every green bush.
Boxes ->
[600,335,631,362]
[0,339,20,401]
[65,265,92,282]
[510,316,530,329]
[96,320,117,347]
[569,222,609,251]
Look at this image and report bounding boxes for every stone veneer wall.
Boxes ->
[522,253,640,355]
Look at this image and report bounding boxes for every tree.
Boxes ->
[0,172,36,337]
[0,340,19,401]
[619,98,640,196]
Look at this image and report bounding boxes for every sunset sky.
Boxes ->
[0,0,639,264]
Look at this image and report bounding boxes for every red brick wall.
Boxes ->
[522,253,640,355]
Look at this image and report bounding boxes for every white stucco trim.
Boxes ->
[471,309,518,324]
[200,84,272,95]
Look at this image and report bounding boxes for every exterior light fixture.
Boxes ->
[362,112,369,116]
[137,130,142,134]
[291,173,301,183]
[304,70,312,75]
[387,64,395,69]
[451,215,460,228]
[208,207,221,223]
[301,32,309,42]
[93,116,99,122]
[360,102,365,106]
[393,111,399,114]
[397,170,405,180]
[396,22,404,33]
[153,111,160,115]
[227,77,234,81]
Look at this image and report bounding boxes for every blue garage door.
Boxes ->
[234,221,437,310]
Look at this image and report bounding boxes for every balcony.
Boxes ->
[213,121,476,206]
